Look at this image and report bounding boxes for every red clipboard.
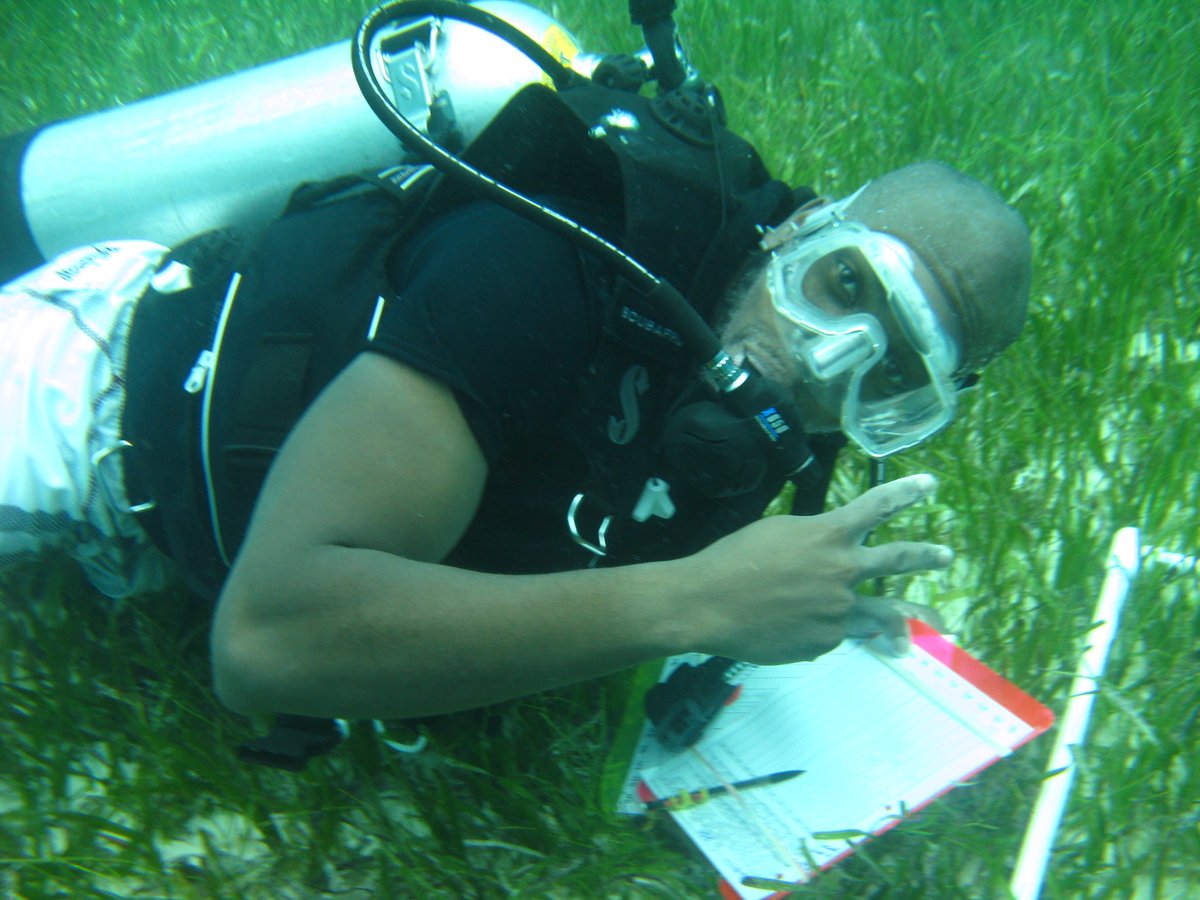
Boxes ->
[632,623,1054,898]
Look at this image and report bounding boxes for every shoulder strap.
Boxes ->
[418,81,798,312]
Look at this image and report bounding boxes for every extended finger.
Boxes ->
[835,474,939,540]
[857,539,954,581]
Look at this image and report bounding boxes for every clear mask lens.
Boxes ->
[765,219,959,457]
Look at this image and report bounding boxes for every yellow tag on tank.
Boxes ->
[538,24,580,86]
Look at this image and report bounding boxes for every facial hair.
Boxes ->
[717,292,842,435]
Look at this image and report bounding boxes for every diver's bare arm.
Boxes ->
[211,354,950,719]
[212,354,689,719]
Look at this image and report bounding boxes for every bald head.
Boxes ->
[843,161,1032,376]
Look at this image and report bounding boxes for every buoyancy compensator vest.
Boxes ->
[402,81,845,576]
[122,170,430,599]
[121,73,834,598]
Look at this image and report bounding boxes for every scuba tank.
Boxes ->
[0,1,582,284]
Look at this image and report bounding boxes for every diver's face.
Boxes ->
[720,239,960,433]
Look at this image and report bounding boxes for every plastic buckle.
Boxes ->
[644,656,745,751]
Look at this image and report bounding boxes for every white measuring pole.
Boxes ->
[1009,526,1141,900]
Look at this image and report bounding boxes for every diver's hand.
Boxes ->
[684,474,953,664]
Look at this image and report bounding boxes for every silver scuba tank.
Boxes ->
[0,1,582,283]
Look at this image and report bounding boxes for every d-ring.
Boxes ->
[567,492,611,557]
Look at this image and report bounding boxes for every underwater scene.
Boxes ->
[1,0,1197,897]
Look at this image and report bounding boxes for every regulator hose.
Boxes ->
[350,0,723,366]
[628,0,687,92]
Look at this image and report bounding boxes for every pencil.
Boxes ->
[643,769,805,811]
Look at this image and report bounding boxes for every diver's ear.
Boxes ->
[758,198,832,252]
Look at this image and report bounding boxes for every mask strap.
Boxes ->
[758,183,871,252]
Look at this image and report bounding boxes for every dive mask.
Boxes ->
[763,199,960,457]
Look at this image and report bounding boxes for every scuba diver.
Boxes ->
[0,2,1031,746]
